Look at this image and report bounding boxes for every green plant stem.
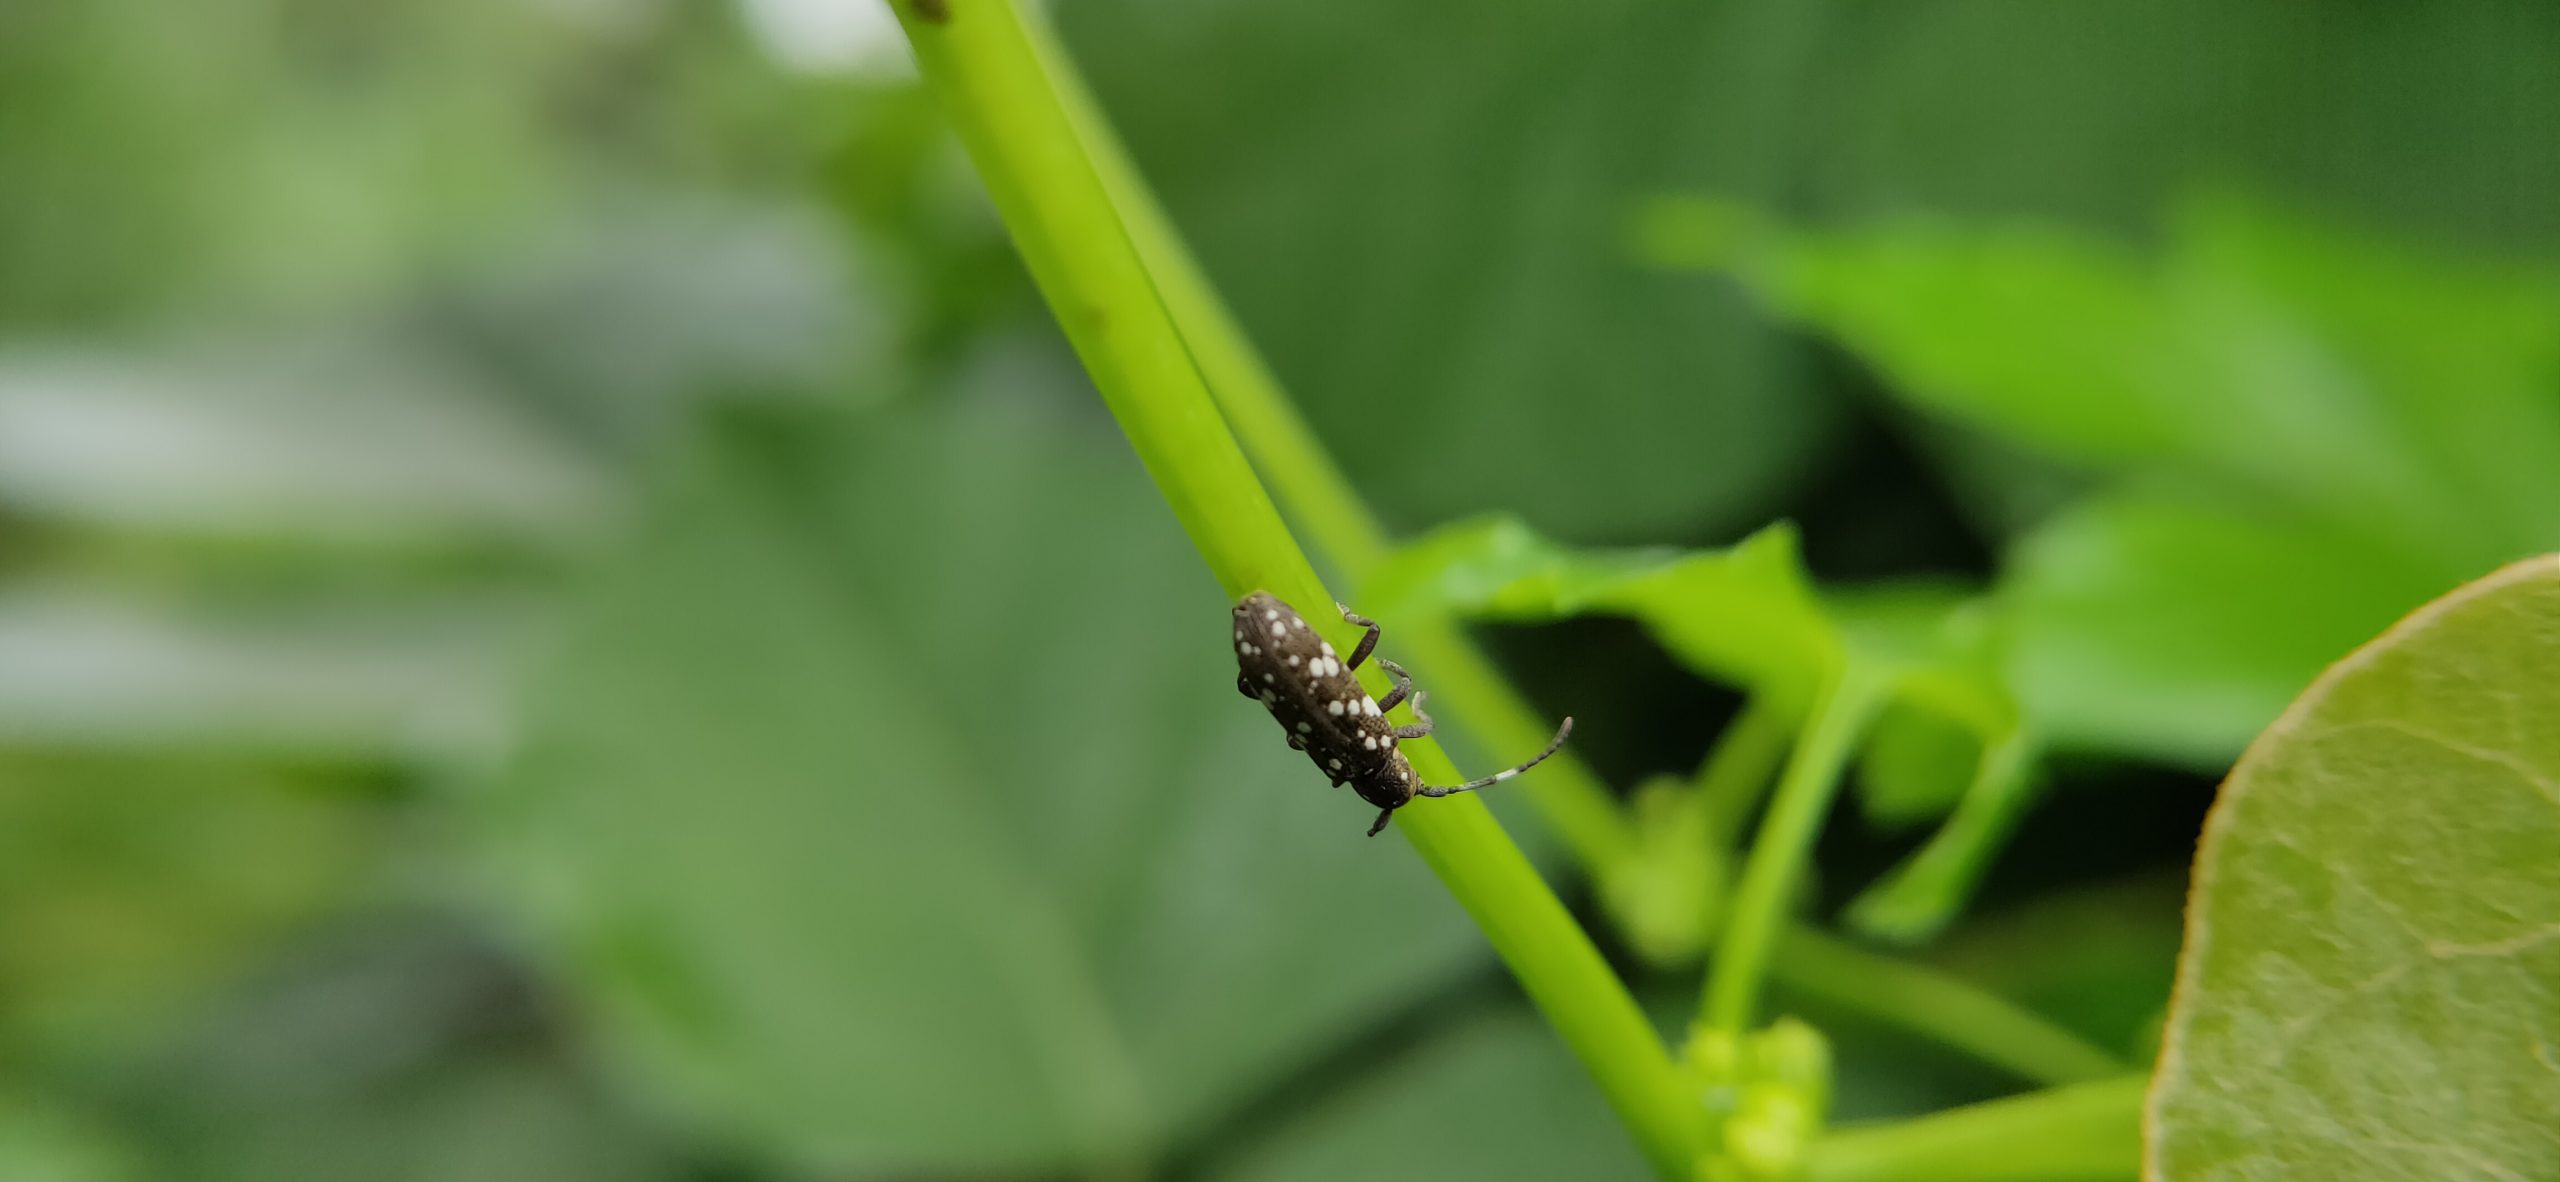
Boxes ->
[1845,729,2039,943]
[1806,1075,2148,1182]
[889,3,1696,1175]
[1388,622,1640,869]
[1696,693,1791,840]
[1032,16,1639,876]
[1768,927,2126,1085]
[1054,68,1388,577]
[1705,666,1883,1031]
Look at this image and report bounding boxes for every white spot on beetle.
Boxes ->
[1328,758,1342,770]
[1265,609,1280,621]
[1365,698,1381,716]
[1272,624,1288,638]
[1296,721,1312,733]
[1263,672,1275,683]
[1363,736,1378,750]
[1320,642,1336,658]
[1327,700,1344,715]
[1286,654,1301,667]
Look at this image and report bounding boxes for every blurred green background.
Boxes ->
[3,1,2554,1179]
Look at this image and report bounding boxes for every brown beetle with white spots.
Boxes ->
[1232,591,1574,836]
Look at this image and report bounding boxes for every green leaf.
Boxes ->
[0,588,515,760]
[1367,516,1839,707]
[1757,217,2204,472]
[0,753,367,1063]
[1853,703,1990,829]
[1062,0,1846,541]
[1215,1003,1650,1182]
[2006,495,2457,769]
[0,1098,135,1182]
[1732,195,2560,554]
[0,344,605,547]
[1670,194,2560,768]
[1370,517,2031,940]
[484,398,1484,1175]
[2148,556,2560,1181]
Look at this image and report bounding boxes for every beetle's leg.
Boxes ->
[1375,658,1416,713]
[1366,806,1395,837]
[1389,690,1434,740]
[1337,603,1382,671]
[1416,717,1574,798]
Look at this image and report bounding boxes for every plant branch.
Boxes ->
[1846,729,2040,943]
[1705,667,1882,1030]
[1031,14,1638,874]
[888,2,1695,1174]
[1696,692,1792,841]
[1806,1075,2148,1182]
[1768,927,2126,1086]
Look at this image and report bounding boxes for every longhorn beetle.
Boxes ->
[1232,591,1573,836]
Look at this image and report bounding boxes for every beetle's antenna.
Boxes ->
[1414,717,1574,798]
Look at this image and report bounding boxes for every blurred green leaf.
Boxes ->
[1213,1003,1649,1182]
[1663,193,2560,768]
[2149,557,2560,1180]
[1794,4,2560,252]
[113,917,690,1182]
[0,0,561,325]
[1928,876,2184,1063]
[484,394,1488,1175]
[1853,705,1983,830]
[0,345,605,547]
[2005,495,2455,770]
[167,1057,685,1182]
[1062,0,1845,540]
[0,755,368,1065]
[0,587,519,761]
[0,1098,136,1182]
[1747,197,2560,545]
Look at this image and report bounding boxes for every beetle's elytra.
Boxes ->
[1232,591,1573,836]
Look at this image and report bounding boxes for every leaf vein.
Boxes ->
[2315,718,2560,810]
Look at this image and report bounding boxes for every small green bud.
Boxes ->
[1681,1024,1746,1115]
[1749,1016,1832,1117]
[1725,1083,1814,1179]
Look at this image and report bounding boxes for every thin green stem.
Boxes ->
[1705,666,1883,1031]
[1846,729,2040,943]
[1768,927,2126,1086]
[1033,15,1638,875]
[1806,1075,2148,1182]
[1695,693,1792,841]
[889,3,1694,1175]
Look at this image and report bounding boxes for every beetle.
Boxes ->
[1232,590,1573,836]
